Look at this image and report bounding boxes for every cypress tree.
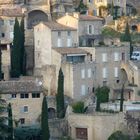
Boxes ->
[0,44,2,80]
[122,22,133,58]
[111,0,114,17]
[95,87,101,111]
[120,84,124,112]
[10,17,21,77]
[56,68,65,118]
[8,103,13,140]
[41,96,50,140]
[20,17,26,75]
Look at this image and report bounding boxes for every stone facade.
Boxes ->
[68,113,125,140]
[0,78,44,126]
[57,13,104,46]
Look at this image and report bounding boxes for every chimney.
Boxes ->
[73,12,79,18]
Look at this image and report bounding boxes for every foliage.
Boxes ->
[134,135,140,140]
[56,68,65,118]
[131,8,137,16]
[75,0,87,14]
[108,131,130,140]
[20,17,26,75]
[7,103,13,140]
[10,18,21,78]
[41,96,50,140]
[0,97,8,139]
[95,86,110,111]
[102,27,121,38]
[72,101,85,113]
[99,41,105,45]
[114,6,120,20]
[121,22,133,59]
[0,45,3,80]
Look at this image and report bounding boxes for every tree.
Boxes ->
[41,96,50,140]
[0,44,3,80]
[10,18,21,77]
[121,22,133,59]
[0,96,8,139]
[7,103,14,140]
[108,131,130,140]
[75,0,87,14]
[95,86,110,111]
[72,101,85,113]
[20,17,26,75]
[111,0,114,17]
[120,83,124,112]
[56,68,65,118]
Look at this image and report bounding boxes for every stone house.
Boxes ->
[57,13,104,47]
[0,77,43,126]
[52,47,95,100]
[81,44,132,100]
[68,113,125,140]
[94,0,126,17]
[34,21,78,69]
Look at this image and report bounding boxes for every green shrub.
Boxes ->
[108,131,130,140]
[72,101,85,113]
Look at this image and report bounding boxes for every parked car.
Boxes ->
[131,51,140,60]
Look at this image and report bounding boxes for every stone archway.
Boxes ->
[48,107,56,119]
[27,10,48,29]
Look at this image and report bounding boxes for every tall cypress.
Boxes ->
[41,96,50,140]
[56,68,65,118]
[111,0,114,17]
[10,17,21,77]
[20,17,26,75]
[8,103,13,140]
[122,22,133,58]
[0,44,2,80]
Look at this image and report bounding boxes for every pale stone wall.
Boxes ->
[68,113,125,140]
[51,30,78,47]
[1,92,43,126]
[34,23,52,68]
[57,14,79,29]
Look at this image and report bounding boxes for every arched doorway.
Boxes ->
[27,10,48,29]
[48,108,56,119]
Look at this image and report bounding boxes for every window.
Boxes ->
[10,32,13,39]
[32,93,40,98]
[122,52,125,61]
[103,81,107,86]
[58,31,61,37]
[114,67,118,77]
[67,38,71,47]
[1,33,5,38]
[23,106,28,112]
[114,52,119,61]
[76,128,88,139]
[11,94,16,98]
[0,20,4,25]
[81,69,85,79]
[67,31,71,37]
[102,53,107,62]
[57,38,61,47]
[88,25,94,34]
[20,118,25,124]
[9,20,14,25]
[88,68,92,78]
[20,93,29,99]
[102,67,107,78]
[81,85,86,95]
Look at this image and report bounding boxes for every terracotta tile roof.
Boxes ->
[43,22,77,31]
[53,47,88,55]
[0,80,43,94]
[0,8,23,17]
[79,15,103,21]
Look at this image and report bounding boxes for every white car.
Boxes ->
[131,51,140,60]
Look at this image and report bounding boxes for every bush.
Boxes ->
[108,131,130,140]
[100,86,110,103]
[72,101,85,113]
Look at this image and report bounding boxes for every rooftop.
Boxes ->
[52,47,88,55]
[79,15,103,21]
[43,22,77,31]
[0,80,43,94]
